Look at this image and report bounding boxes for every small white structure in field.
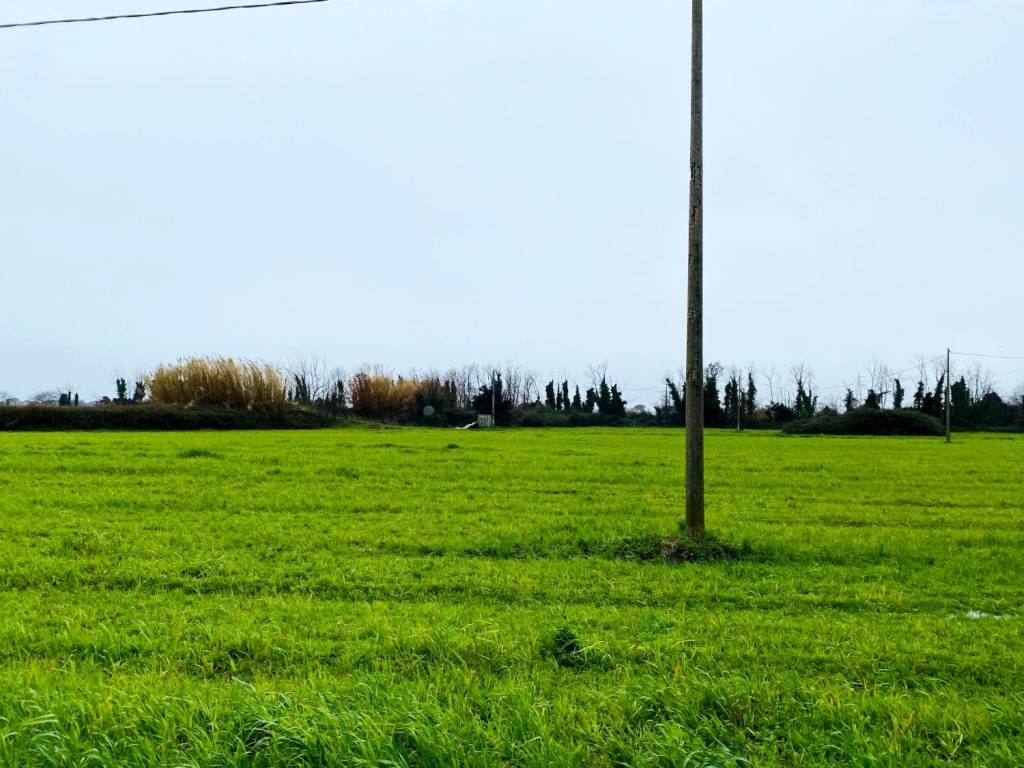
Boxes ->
[478,414,494,428]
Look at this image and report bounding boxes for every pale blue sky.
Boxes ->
[2,1,1022,404]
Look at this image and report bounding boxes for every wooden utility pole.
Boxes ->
[491,372,497,426]
[945,348,951,443]
[685,0,705,537]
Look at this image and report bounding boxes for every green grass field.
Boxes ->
[0,427,1021,766]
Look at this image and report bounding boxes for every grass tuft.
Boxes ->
[177,448,222,460]
[609,531,748,563]
[545,627,584,668]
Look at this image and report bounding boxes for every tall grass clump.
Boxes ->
[348,370,420,418]
[148,357,286,409]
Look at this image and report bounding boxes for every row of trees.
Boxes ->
[652,364,759,427]
[5,356,1023,430]
[842,374,1020,428]
[646,360,1023,431]
[543,378,627,416]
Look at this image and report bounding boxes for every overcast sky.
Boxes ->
[2,0,1022,404]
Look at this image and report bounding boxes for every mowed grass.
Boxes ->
[0,427,1021,767]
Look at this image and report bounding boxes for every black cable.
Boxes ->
[0,0,328,29]
[952,351,1024,362]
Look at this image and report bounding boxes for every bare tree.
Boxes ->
[788,363,813,407]
[520,368,539,407]
[502,363,528,408]
[915,354,931,388]
[450,364,480,408]
[867,360,891,407]
[931,357,946,386]
[289,355,332,401]
[29,390,61,405]
[967,362,994,401]
[684,0,704,538]
[763,365,779,404]
[481,362,501,399]
[586,362,609,392]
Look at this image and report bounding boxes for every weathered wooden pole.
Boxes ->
[685,0,705,537]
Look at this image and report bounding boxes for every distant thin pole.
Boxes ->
[684,0,704,537]
[491,373,496,425]
[945,348,951,443]
[737,383,742,432]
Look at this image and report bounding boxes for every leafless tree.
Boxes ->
[867,360,891,406]
[328,367,347,404]
[500,363,525,407]
[915,354,932,388]
[1013,383,1024,411]
[967,362,994,401]
[586,362,609,392]
[449,364,480,408]
[288,355,332,401]
[29,390,61,405]
[931,357,946,387]
[763,365,779,404]
[481,362,501,399]
[520,368,539,407]
[788,363,814,407]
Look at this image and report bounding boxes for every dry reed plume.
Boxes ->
[349,371,421,417]
[148,357,286,409]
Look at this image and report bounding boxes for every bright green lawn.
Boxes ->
[0,427,1021,766]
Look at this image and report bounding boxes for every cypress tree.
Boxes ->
[922,391,935,415]
[913,381,925,411]
[951,376,971,414]
[544,381,556,410]
[609,385,626,416]
[571,385,583,412]
[745,372,757,419]
[932,374,945,418]
[598,377,611,414]
[703,365,722,426]
[723,375,740,424]
[666,379,685,425]
[893,378,905,409]
[844,389,857,413]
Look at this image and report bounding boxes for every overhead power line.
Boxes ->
[0,0,328,29]
[952,351,1024,362]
